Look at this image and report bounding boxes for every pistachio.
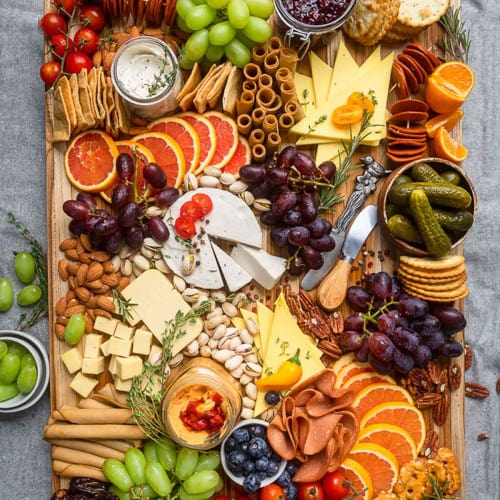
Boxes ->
[253,198,272,211]
[183,339,200,357]
[207,306,224,319]
[182,288,202,303]
[230,366,244,379]
[240,191,255,206]
[143,237,163,250]
[245,317,259,335]
[245,382,257,400]
[219,172,237,185]
[244,361,262,376]
[199,175,220,188]
[240,408,254,420]
[239,373,253,386]
[206,314,225,330]
[228,337,242,350]
[225,355,243,372]
[154,259,170,274]
[172,275,186,292]
[228,180,249,194]
[200,345,212,357]
[245,352,259,364]
[181,254,196,276]
[133,254,151,272]
[231,293,247,308]
[140,246,155,260]
[120,259,133,277]
[183,172,198,191]
[119,245,134,259]
[111,254,121,273]
[236,343,253,355]
[203,166,222,177]
[221,302,238,317]
[211,324,227,340]
[210,290,227,303]
[212,349,234,363]
[207,338,219,350]
[197,332,210,346]
[168,352,184,367]
[145,206,163,218]
[243,396,256,409]
[239,329,254,345]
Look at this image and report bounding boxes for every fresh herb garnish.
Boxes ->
[111,288,137,324]
[147,45,176,97]
[437,6,471,63]
[303,114,327,138]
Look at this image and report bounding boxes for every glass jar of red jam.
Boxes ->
[273,0,357,58]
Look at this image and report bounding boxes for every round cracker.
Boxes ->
[399,274,467,291]
[342,0,388,41]
[399,254,465,270]
[398,263,466,280]
[398,0,450,28]
[402,283,469,302]
[397,266,466,283]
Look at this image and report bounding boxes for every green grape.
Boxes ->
[207,0,229,8]
[179,53,197,70]
[20,353,36,368]
[183,470,220,494]
[241,15,272,43]
[17,285,42,306]
[155,439,177,471]
[102,458,134,493]
[14,251,36,284]
[227,0,250,29]
[176,0,196,20]
[185,29,210,62]
[145,461,173,496]
[178,486,216,500]
[16,365,38,394]
[177,15,194,33]
[108,485,131,500]
[192,0,208,5]
[7,343,28,358]
[64,313,86,346]
[185,5,217,31]
[205,43,225,62]
[133,484,157,498]
[125,447,147,486]
[0,353,21,384]
[208,21,236,46]
[214,475,224,492]
[244,0,274,18]
[0,341,7,361]
[175,447,199,480]
[235,29,257,49]
[194,450,220,471]
[0,278,14,312]
[0,383,20,402]
[224,38,252,67]
[143,440,160,463]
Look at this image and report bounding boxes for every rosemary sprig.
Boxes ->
[423,475,450,500]
[437,6,471,63]
[147,45,176,97]
[6,212,48,331]
[111,288,137,324]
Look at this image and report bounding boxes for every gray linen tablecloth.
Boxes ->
[0,0,498,498]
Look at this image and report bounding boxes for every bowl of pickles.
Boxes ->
[0,330,49,414]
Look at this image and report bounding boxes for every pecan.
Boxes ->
[448,364,461,391]
[415,392,442,409]
[328,311,344,334]
[437,368,449,394]
[464,343,472,370]
[409,368,434,392]
[464,382,490,399]
[477,433,489,441]
[426,360,442,385]
[421,430,440,457]
[317,339,342,360]
[433,389,450,425]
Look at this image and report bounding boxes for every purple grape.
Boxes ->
[346,286,372,312]
[368,332,394,363]
[276,145,296,168]
[411,315,441,335]
[299,192,318,223]
[155,187,179,208]
[143,162,167,189]
[413,344,432,367]
[85,215,101,232]
[111,183,133,209]
[368,272,393,300]
[340,330,365,351]
[321,219,333,234]
[287,255,306,276]
[141,224,152,239]
[377,314,396,335]
[63,200,90,221]
[387,310,410,329]
[316,160,336,182]
[423,329,446,350]
[283,209,303,226]
[390,276,402,299]
[271,226,291,248]
[432,305,466,333]
[148,216,170,243]
[355,340,370,362]
[94,216,119,236]
[300,246,323,270]
[287,226,309,246]
[305,218,326,238]
[272,191,299,217]
[104,230,123,253]
[118,202,141,228]
[368,353,394,375]
[260,210,282,226]
[309,235,335,252]
[438,340,464,357]
[398,296,429,319]
[68,219,87,235]
[344,313,364,332]
[391,327,420,353]
[292,151,315,177]
[76,192,97,209]
[392,348,415,373]
[248,181,272,198]
[116,152,134,181]
[88,231,105,250]
[240,164,267,184]
[124,226,144,249]
[266,167,289,185]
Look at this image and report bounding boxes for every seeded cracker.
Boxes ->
[342,0,387,44]
[398,0,450,27]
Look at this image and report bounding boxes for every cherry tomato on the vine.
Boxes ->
[79,5,107,32]
[191,193,213,215]
[180,201,204,221]
[49,33,73,58]
[54,0,80,16]
[64,51,92,74]
[321,470,351,500]
[174,215,197,239]
[40,61,61,86]
[73,27,99,55]
[39,13,67,37]
[260,484,285,500]
[298,482,325,500]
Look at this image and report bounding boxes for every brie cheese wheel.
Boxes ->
[211,241,253,292]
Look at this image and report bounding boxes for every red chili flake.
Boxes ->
[246,292,252,298]
[384,248,391,256]
[367,261,374,268]
[250,284,255,290]
[351,265,357,271]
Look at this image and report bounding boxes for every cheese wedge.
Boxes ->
[309,50,332,110]
[256,301,273,357]
[211,241,252,292]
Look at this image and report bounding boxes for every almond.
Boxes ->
[94,285,111,295]
[89,250,111,263]
[59,238,77,252]
[86,296,98,308]
[67,261,80,276]
[87,262,104,282]
[80,253,91,264]
[56,315,68,326]
[84,313,94,333]
[76,239,86,255]
[75,287,92,303]
[102,260,115,273]
[96,296,116,313]
[54,323,65,340]
[64,305,86,317]
[117,276,131,291]
[79,233,93,252]
[68,276,77,290]
[95,308,112,318]
[65,290,76,301]
[86,279,104,291]
[64,248,80,261]
[101,273,119,287]
[55,297,67,316]
[76,263,89,286]
[58,259,70,281]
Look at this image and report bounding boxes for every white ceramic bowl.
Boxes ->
[0,330,49,415]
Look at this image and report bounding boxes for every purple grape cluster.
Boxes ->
[239,146,337,274]
[62,152,180,253]
[341,271,466,374]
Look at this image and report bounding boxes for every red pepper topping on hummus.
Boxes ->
[180,390,226,433]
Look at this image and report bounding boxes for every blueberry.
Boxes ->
[276,470,291,488]
[240,441,249,453]
[285,460,299,476]
[266,459,280,477]
[232,427,251,444]
[227,450,246,475]
[257,471,268,480]
[242,460,256,475]
[224,437,238,454]
[283,482,298,500]
[243,473,261,493]
[264,391,281,406]
[248,424,267,438]
[248,437,271,458]
[255,456,269,471]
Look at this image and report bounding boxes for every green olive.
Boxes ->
[0,278,14,312]
[17,285,43,307]
[0,353,21,384]
[16,365,38,394]
[14,251,36,284]
[64,313,86,345]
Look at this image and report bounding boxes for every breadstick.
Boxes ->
[248,128,265,147]
[52,460,107,482]
[52,407,134,424]
[93,439,140,452]
[279,47,299,73]
[251,107,266,128]
[265,132,281,153]
[236,91,255,115]
[44,423,146,440]
[236,114,252,136]
[279,81,296,103]
[279,112,295,130]
[47,439,126,460]
[51,446,106,469]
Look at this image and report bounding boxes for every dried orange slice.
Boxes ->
[133,131,185,188]
[331,352,357,377]
[425,109,464,138]
[425,61,474,114]
[433,126,468,163]
[204,111,239,169]
[222,136,251,177]
[64,130,119,192]
[148,116,201,174]
[338,458,373,500]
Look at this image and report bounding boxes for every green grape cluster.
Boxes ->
[103,438,222,500]
[176,0,275,68]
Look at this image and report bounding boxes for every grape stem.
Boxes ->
[360,298,398,334]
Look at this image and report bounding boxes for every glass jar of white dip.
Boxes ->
[111,36,182,120]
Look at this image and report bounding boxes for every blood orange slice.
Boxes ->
[64,130,119,192]
[337,458,373,500]
[148,116,201,174]
[101,141,155,203]
[204,111,239,170]
[331,353,357,376]
[334,361,375,389]
[340,371,396,394]
[178,112,217,174]
[133,131,185,188]
[223,136,251,177]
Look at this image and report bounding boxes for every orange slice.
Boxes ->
[331,353,357,377]
[351,383,414,420]
[334,361,375,389]
[133,131,185,188]
[148,116,201,174]
[358,423,418,469]
[348,443,399,496]
[204,111,239,169]
[223,136,251,177]
[433,125,468,163]
[178,112,217,174]
[101,140,155,203]
[425,109,464,138]
[338,458,373,500]
[360,402,426,454]
[64,130,119,192]
[340,371,396,394]
[425,61,474,114]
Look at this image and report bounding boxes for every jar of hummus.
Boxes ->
[111,36,182,120]
[162,358,242,450]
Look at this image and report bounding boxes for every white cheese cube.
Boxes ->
[70,372,98,398]
[132,328,153,355]
[81,356,105,375]
[116,355,143,380]
[93,316,119,335]
[114,323,134,341]
[114,376,133,392]
[148,344,163,365]
[107,337,132,357]
[83,334,103,358]
[108,355,119,375]
[100,339,111,357]
[60,348,82,375]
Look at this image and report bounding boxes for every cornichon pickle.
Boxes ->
[388,182,472,209]
[387,214,423,245]
[411,163,450,184]
[393,174,413,186]
[409,189,452,257]
[385,203,400,219]
[433,208,474,232]
[440,169,462,185]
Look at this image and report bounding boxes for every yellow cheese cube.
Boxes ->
[93,316,119,335]
[60,348,82,375]
[81,356,105,375]
[117,355,143,380]
[70,372,99,398]
[114,323,134,341]
[83,334,103,358]
[100,339,111,357]
[132,328,153,355]
[112,295,141,326]
[114,376,133,392]
[108,355,119,375]
[108,337,132,357]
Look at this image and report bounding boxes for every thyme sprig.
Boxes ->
[6,212,48,330]
[111,288,137,324]
[127,301,212,440]
[147,45,176,97]
[437,6,471,63]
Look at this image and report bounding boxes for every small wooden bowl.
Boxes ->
[377,157,477,256]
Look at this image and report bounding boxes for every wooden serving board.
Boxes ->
[44,0,466,495]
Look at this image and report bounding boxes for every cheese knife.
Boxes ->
[317,205,378,311]
[301,156,389,291]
